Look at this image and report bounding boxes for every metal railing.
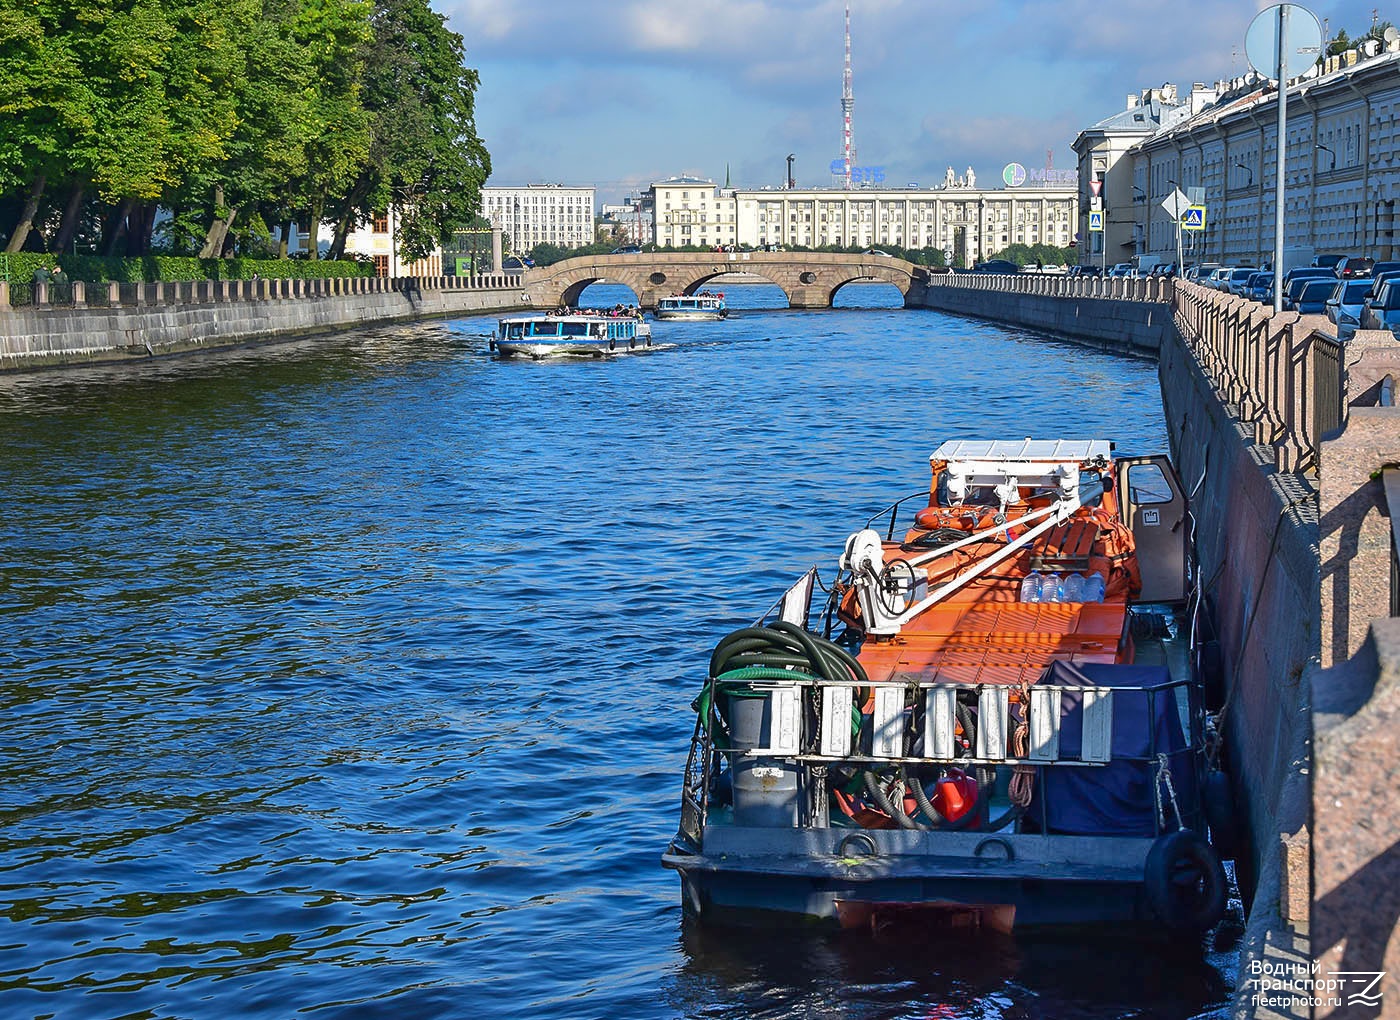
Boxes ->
[1313,332,1343,444]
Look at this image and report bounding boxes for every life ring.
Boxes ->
[628,337,636,349]
[1144,829,1228,933]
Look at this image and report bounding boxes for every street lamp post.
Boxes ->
[1315,142,1335,171]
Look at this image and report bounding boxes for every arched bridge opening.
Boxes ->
[525,253,923,311]
[831,277,907,308]
[558,277,641,310]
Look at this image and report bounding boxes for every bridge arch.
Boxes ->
[523,252,924,311]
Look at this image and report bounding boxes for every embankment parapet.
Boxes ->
[0,276,529,369]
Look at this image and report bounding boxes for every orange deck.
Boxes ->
[856,588,1130,687]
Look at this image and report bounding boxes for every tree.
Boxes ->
[325,0,489,263]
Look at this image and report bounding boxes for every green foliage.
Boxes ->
[1,251,370,283]
[984,243,1076,268]
[0,0,489,267]
[527,240,623,266]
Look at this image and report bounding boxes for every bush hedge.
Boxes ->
[1,252,374,284]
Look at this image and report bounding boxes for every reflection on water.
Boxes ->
[0,284,1233,1019]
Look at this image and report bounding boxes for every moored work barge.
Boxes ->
[663,439,1231,935]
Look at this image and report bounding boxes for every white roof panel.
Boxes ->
[930,439,1112,462]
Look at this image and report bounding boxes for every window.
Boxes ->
[373,255,389,277]
[372,214,388,234]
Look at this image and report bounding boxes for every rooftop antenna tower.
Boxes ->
[841,2,854,189]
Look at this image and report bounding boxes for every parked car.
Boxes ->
[862,248,894,257]
[1185,262,1222,283]
[1312,253,1346,270]
[1292,278,1339,314]
[1226,266,1260,296]
[1067,264,1102,277]
[610,244,642,255]
[1285,268,1347,307]
[1206,266,1234,290]
[1359,279,1400,333]
[1326,278,1373,339]
[975,259,1020,273]
[1371,268,1400,292]
[1334,255,1375,278]
[1108,262,1132,277]
[501,255,529,272]
[1247,272,1275,303]
[1370,260,1400,279]
[1281,266,1337,293]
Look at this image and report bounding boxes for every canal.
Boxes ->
[0,283,1237,1018]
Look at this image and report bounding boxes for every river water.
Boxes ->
[0,283,1237,1019]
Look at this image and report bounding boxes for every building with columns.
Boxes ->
[1076,37,1400,268]
[648,175,1076,264]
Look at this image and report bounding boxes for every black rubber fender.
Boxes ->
[1144,829,1228,933]
[1201,770,1242,860]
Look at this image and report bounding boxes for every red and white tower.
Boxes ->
[841,2,854,189]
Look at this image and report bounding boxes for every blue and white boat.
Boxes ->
[492,312,651,359]
[654,294,727,321]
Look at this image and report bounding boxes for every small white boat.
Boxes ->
[492,313,651,359]
[654,294,727,321]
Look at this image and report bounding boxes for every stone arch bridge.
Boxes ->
[520,251,931,310]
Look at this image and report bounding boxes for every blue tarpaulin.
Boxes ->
[1026,661,1198,837]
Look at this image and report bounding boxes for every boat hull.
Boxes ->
[496,341,613,358]
[653,310,727,321]
[664,826,1158,933]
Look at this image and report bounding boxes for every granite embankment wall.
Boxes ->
[909,272,1175,355]
[916,277,1316,906]
[914,276,1400,1016]
[0,276,530,370]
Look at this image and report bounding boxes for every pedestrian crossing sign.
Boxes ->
[1180,205,1206,231]
[1088,210,1104,232]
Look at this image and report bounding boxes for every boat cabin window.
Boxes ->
[1125,463,1173,504]
[561,322,588,337]
[505,323,523,339]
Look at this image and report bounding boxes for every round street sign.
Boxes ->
[1245,4,1323,80]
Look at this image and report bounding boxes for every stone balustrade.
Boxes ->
[0,274,522,311]
[0,274,531,369]
[923,269,1176,303]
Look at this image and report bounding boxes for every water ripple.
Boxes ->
[0,283,1232,1019]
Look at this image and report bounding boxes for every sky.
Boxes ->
[445,1,1395,206]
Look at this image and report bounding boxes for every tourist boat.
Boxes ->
[654,293,727,321]
[492,312,651,358]
[662,439,1231,936]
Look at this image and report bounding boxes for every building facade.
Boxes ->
[1077,38,1400,267]
[648,175,1076,263]
[651,177,739,249]
[481,184,596,251]
[339,208,441,277]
